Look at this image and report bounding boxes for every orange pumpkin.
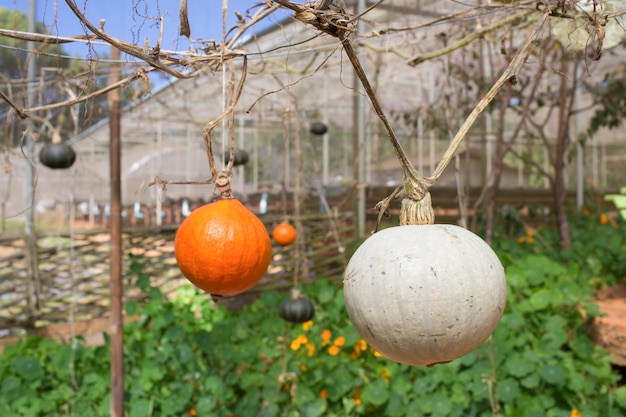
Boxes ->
[174,198,271,296]
[272,222,297,246]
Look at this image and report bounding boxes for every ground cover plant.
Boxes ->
[0,212,625,417]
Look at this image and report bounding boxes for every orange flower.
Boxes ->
[306,343,315,357]
[291,334,309,351]
[600,214,608,225]
[610,220,618,228]
[353,388,362,405]
[517,236,526,244]
[333,336,345,347]
[302,320,313,331]
[328,345,340,356]
[320,389,328,399]
[380,368,390,383]
[321,329,332,346]
[583,208,591,217]
[351,339,368,359]
[187,407,197,417]
[570,409,580,417]
[371,347,382,357]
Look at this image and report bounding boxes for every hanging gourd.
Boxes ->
[279,289,315,323]
[223,149,249,167]
[39,142,76,169]
[344,193,506,367]
[272,222,297,246]
[175,173,271,297]
[309,121,327,136]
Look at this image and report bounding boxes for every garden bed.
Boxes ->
[588,284,626,366]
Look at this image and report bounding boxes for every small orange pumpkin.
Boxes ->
[272,222,297,246]
[174,198,271,296]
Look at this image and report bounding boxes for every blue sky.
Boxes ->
[1,1,278,57]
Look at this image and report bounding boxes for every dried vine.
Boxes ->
[270,0,551,229]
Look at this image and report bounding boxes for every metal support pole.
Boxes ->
[354,0,367,238]
[108,46,124,417]
[25,0,40,322]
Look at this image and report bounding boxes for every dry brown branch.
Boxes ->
[202,56,249,179]
[0,28,97,45]
[64,0,193,79]
[426,12,550,185]
[407,10,534,66]
[7,69,154,117]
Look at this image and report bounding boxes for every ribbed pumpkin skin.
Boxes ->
[279,298,315,323]
[174,199,271,296]
[344,224,506,367]
[272,223,297,246]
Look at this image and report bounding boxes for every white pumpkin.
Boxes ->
[343,224,506,367]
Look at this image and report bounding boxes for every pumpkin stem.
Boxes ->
[290,287,302,300]
[215,171,234,199]
[400,192,435,225]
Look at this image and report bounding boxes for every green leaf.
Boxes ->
[316,282,336,304]
[385,392,407,417]
[361,379,389,406]
[300,398,327,417]
[498,378,520,402]
[539,364,567,385]
[125,301,140,316]
[129,398,152,417]
[529,289,552,310]
[11,356,43,381]
[1,375,21,393]
[614,385,626,407]
[520,372,540,389]
[326,368,355,401]
[505,353,535,377]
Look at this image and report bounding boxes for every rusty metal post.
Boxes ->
[108,46,124,417]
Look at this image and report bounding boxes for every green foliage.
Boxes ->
[491,202,626,287]
[1,223,625,416]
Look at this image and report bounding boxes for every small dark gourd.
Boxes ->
[223,149,249,167]
[309,122,327,136]
[279,297,315,323]
[39,142,76,169]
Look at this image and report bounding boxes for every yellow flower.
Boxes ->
[356,339,367,351]
[517,236,526,244]
[321,329,332,346]
[527,236,535,244]
[302,320,313,331]
[290,340,301,351]
[353,388,362,405]
[328,345,340,356]
[570,409,580,417]
[290,334,309,351]
[334,336,345,347]
[371,347,382,357]
[306,343,315,357]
